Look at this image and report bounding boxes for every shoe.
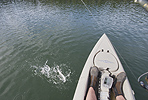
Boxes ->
[89,66,101,96]
[113,72,126,98]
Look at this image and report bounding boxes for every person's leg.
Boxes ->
[86,87,97,100]
[113,72,126,100]
[116,95,125,100]
[86,66,100,100]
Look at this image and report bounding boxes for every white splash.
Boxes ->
[40,60,51,78]
[31,60,71,84]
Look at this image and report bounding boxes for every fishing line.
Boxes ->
[80,0,148,92]
[81,0,136,81]
[113,45,138,81]
[80,0,100,27]
[114,44,148,88]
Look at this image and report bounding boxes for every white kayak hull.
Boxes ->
[73,34,135,100]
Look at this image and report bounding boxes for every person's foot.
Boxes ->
[113,72,126,98]
[89,66,101,96]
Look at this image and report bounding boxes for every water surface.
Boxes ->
[0,0,148,100]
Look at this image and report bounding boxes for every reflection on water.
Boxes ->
[0,0,148,100]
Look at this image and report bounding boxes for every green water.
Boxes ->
[0,0,148,100]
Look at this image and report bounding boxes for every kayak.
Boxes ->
[73,34,135,100]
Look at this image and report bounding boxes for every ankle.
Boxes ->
[116,95,125,100]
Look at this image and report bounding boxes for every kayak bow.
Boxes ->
[73,34,135,100]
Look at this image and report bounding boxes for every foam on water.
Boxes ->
[31,60,71,85]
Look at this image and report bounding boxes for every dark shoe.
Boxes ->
[89,66,101,97]
[113,72,126,98]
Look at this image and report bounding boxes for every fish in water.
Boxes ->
[56,65,66,83]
